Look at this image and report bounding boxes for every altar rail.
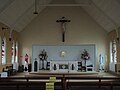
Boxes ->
[0,75,120,90]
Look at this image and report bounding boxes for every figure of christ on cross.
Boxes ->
[56,17,71,42]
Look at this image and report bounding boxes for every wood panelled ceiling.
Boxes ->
[0,0,120,32]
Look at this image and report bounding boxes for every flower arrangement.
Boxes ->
[39,49,48,60]
[81,49,90,60]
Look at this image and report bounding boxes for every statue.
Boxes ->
[25,54,28,71]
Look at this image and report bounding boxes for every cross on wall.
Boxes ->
[56,17,71,42]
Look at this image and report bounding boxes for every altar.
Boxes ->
[32,44,96,72]
[50,60,78,73]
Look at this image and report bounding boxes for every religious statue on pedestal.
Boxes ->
[25,54,28,71]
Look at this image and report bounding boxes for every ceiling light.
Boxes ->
[33,0,38,14]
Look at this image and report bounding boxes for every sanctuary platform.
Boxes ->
[28,70,99,76]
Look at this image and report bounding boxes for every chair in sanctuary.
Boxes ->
[78,61,86,72]
[86,64,93,71]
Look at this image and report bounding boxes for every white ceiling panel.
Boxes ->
[92,0,120,27]
[0,0,14,13]
[0,0,120,32]
[0,0,34,26]
[82,3,115,32]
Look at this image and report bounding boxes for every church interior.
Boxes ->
[0,0,120,90]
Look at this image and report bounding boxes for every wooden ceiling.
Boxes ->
[0,0,120,32]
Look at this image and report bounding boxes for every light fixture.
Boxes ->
[9,30,13,41]
[2,27,8,37]
[33,0,38,14]
[2,27,8,30]
[115,28,119,43]
[2,27,13,41]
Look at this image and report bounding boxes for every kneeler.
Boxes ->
[46,76,56,90]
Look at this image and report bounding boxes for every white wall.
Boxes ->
[19,6,108,71]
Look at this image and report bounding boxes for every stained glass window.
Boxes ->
[12,41,18,63]
[1,37,6,64]
[110,40,117,63]
[15,41,18,63]
[11,40,15,64]
[0,37,1,64]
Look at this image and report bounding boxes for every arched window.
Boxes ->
[12,41,18,63]
[110,40,117,63]
[0,37,1,64]
[15,41,18,63]
[1,37,6,64]
[11,40,15,64]
[110,41,112,63]
[113,40,117,63]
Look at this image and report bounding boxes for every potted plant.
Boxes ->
[81,49,90,71]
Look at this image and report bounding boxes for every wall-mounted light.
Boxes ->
[115,28,119,43]
[2,27,13,41]
[9,29,13,41]
[2,27,8,30]
[2,27,8,37]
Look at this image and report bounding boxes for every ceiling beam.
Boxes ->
[38,4,91,7]
[91,0,119,39]
[0,0,15,14]
[91,1,119,28]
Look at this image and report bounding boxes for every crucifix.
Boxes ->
[56,17,71,42]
